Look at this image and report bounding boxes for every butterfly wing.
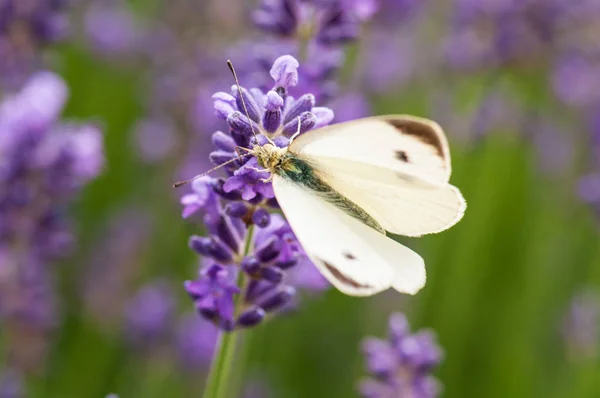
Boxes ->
[290,115,452,186]
[272,175,426,296]
[290,115,466,237]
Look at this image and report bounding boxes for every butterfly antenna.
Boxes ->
[227,61,258,139]
[172,153,252,188]
[227,60,274,146]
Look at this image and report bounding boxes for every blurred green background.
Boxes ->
[2,0,600,397]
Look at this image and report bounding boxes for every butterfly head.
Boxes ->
[252,142,288,173]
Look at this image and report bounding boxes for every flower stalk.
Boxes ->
[202,225,254,398]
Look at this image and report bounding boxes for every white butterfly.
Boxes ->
[248,115,466,297]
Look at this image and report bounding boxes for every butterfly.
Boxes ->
[240,114,466,297]
[176,63,466,297]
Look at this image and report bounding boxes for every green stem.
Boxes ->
[202,225,255,398]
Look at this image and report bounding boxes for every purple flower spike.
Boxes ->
[0,72,104,359]
[125,281,175,348]
[270,55,300,89]
[252,0,299,37]
[359,313,443,398]
[182,56,333,331]
[0,1,70,88]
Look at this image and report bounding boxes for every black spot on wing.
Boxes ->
[395,150,409,163]
[343,252,356,260]
[322,260,372,289]
[387,118,446,159]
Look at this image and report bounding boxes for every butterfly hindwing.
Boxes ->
[272,175,426,296]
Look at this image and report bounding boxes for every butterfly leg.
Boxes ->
[245,166,270,174]
[260,175,273,183]
[243,166,273,183]
[289,116,302,144]
[235,146,252,161]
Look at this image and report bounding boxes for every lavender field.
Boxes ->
[0,1,599,397]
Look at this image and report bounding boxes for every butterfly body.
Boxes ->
[247,115,466,296]
[254,144,385,234]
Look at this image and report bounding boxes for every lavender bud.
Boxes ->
[283,111,316,135]
[265,198,279,208]
[245,280,276,303]
[255,236,282,263]
[209,150,234,166]
[270,55,299,89]
[227,111,261,138]
[252,208,271,228]
[184,280,206,300]
[242,257,261,275]
[263,91,284,133]
[276,257,297,270]
[264,90,284,111]
[258,286,296,312]
[313,107,335,128]
[213,92,236,119]
[196,301,218,321]
[233,86,262,122]
[219,318,235,332]
[272,135,290,148]
[225,202,249,218]
[237,307,265,328]
[212,131,237,152]
[188,236,233,263]
[263,110,282,133]
[388,312,410,345]
[212,179,243,201]
[284,94,315,124]
[260,266,284,284]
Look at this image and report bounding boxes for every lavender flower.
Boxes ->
[132,117,178,163]
[83,0,142,57]
[0,71,103,369]
[562,290,599,361]
[82,209,152,329]
[252,0,373,45]
[182,55,331,331]
[0,0,70,89]
[209,55,333,201]
[250,0,377,101]
[0,369,23,398]
[552,50,600,109]
[444,0,565,71]
[359,313,443,398]
[125,280,176,348]
[176,313,218,369]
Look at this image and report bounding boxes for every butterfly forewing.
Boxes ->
[288,115,466,237]
[289,115,452,186]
